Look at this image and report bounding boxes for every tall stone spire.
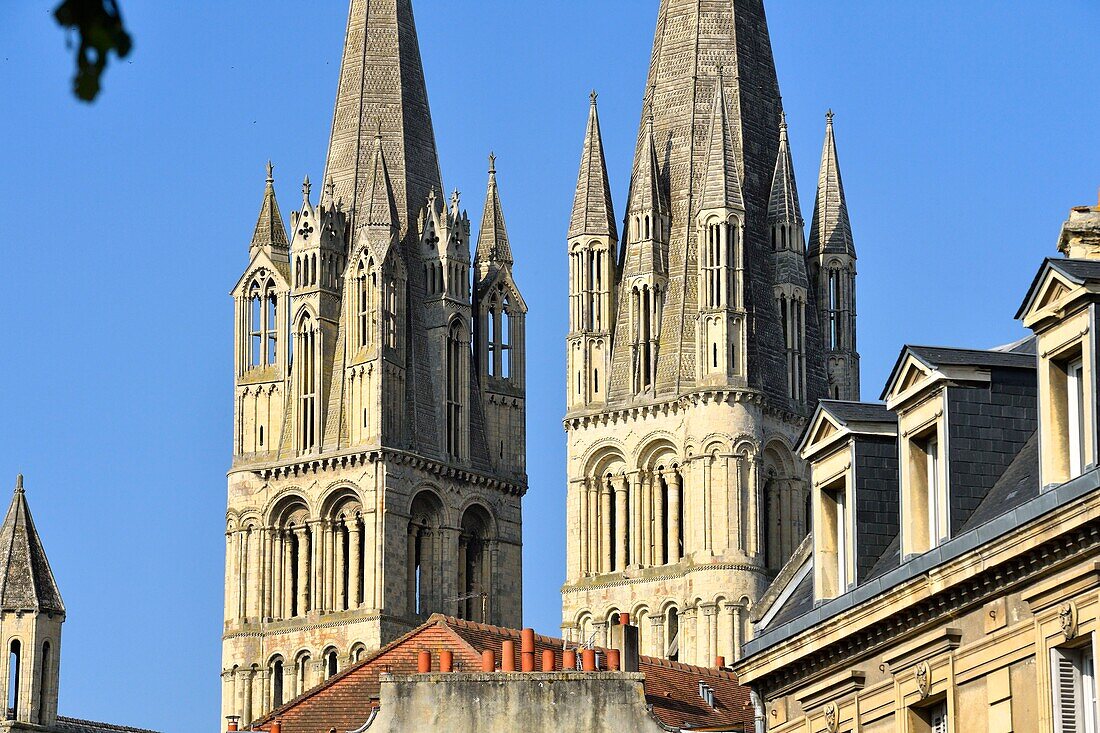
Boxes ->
[700,71,745,213]
[322,0,443,233]
[476,153,513,272]
[768,115,802,227]
[808,111,855,258]
[568,92,617,241]
[0,475,64,614]
[249,161,290,257]
[612,0,797,398]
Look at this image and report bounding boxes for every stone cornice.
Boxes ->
[230,447,527,497]
[562,560,767,594]
[563,388,808,432]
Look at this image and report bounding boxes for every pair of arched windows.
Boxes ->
[296,314,318,452]
[778,293,806,400]
[248,279,279,368]
[355,259,379,349]
[6,639,51,724]
[631,285,661,393]
[701,221,737,309]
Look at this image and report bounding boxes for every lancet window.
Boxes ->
[295,313,318,452]
[446,320,469,460]
[247,278,279,368]
[631,284,661,393]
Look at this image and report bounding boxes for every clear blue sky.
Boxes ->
[1,1,1098,731]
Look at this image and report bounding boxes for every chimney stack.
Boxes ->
[619,614,641,673]
[521,629,536,672]
[226,717,240,733]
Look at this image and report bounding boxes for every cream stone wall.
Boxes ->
[561,397,808,666]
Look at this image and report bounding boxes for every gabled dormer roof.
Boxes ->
[0,476,64,614]
[699,72,745,214]
[475,154,512,269]
[799,400,896,460]
[880,345,1035,405]
[250,162,290,256]
[568,93,617,241]
[1016,257,1100,326]
[361,132,400,231]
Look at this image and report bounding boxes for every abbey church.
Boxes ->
[220,0,859,724]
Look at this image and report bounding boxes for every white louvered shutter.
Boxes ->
[1053,647,1082,733]
[930,702,947,733]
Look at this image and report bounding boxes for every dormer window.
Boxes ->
[906,428,945,555]
[1067,357,1085,479]
[813,474,851,600]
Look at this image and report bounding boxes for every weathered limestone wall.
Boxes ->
[366,673,667,733]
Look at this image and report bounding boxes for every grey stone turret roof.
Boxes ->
[699,72,745,213]
[568,94,617,241]
[768,116,801,225]
[250,162,289,254]
[475,154,512,267]
[626,116,664,219]
[808,111,855,259]
[0,476,64,614]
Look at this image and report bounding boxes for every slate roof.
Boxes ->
[253,616,754,733]
[906,345,1035,370]
[1016,258,1100,319]
[0,477,64,614]
[820,400,895,425]
[54,717,161,733]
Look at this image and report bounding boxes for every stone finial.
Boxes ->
[266,160,274,184]
[589,89,598,105]
[488,152,496,176]
[1058,191,1100,260]
[302,175,312,203]
[325,176,335,201]
[14,475,23,494]
[826,108,835,124]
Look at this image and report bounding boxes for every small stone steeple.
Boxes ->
[249,162,290,259]
[768,115,802,231]
[0,475,64,727]
[808,111,860,401]
[475,153,513,278]
[808,111,855,259]
[568,92,617,242]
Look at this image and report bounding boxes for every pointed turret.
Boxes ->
[568,92,617,241]
[808,111,855,258]
[322,0,443,233]
[249,161,290,258]
[700,71,745,213]
[808,111,860,401]
[768,115,802,228]
[475,153,513,277]
[0,475,63,614]
[626,115,664,227]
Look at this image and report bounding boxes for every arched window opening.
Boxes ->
[501,299,512,379]
[8,640,20,719]
[296,314,317,452]
[357,261,370,348]
[828,270,840,349]
[265,282,279,365]
[665,609,679,661]
[295,654,311,696]
[325,649,338,679]
[408,494,442,617]
[459,506,493,622]
[487,295,499,378]
[383,269,398,350]
[271,658,284,707]
[351,645,366,663]
[446,321,468,460]
[37,641,50,723]
[249,285,263,367]
[593,368,600,394]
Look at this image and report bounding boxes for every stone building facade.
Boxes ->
[733,197,1100,733]
[222,0,527,724]
[561,0,861,666]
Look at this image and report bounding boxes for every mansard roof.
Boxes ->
[252,615,752,733]
[0,476,64,614]
[808,112,855,259]
[568,94,617,241]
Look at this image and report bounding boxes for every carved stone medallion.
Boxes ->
[823,702,839,733]
[1059,601,1079,640]
[915,661,932,699]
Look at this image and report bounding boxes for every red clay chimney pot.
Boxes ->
[562,649,577,671]
[715,655,726,669]
[619,612,630,626]
[502,640,517,671]
[481,649,496,673]
[417,649,432,674]
[607,648,621,671]
[521,628,536,654]
[542,649,555,672]
[521,651,535,672]
[440,650,454,673]
[581,648,597,672]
